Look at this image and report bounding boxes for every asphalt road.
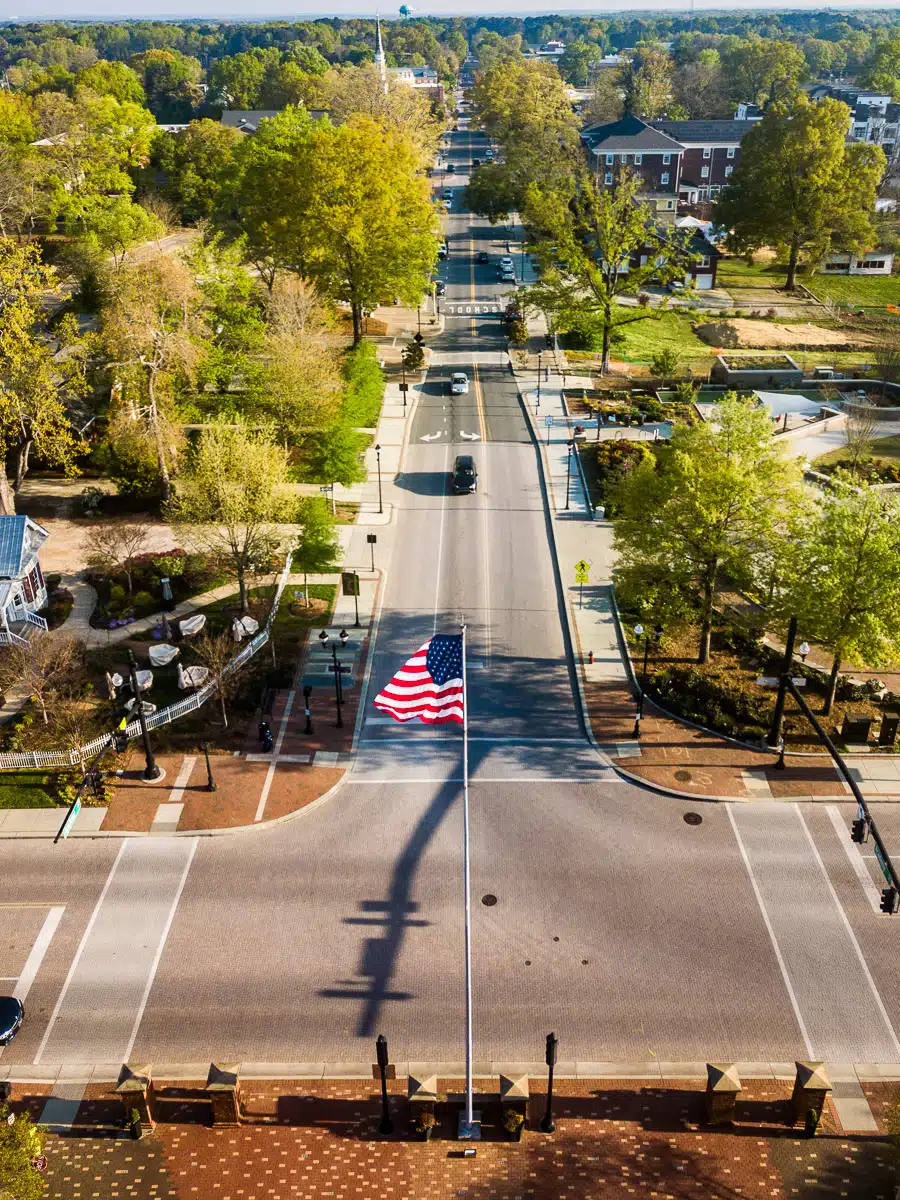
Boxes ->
[1,121,899,1073]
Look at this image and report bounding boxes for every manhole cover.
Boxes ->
[683,812,703,826]
[481,894,497,907]
[675,770,693,782]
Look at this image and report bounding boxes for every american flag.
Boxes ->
[373,634,464,724]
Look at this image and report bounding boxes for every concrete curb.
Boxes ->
[3,1059,897,1084]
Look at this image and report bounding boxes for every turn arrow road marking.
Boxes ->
[420,431,443,441]
[459,431,481,440]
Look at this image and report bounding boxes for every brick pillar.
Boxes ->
[790,1062,831,1126]
[206,1063,241,1126]
[705,1063,741,1125]
[116,1063,155,1130]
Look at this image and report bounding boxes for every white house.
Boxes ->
[821,250,895,275]
[0,516,49,648]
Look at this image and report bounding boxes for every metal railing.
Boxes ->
[0,558,292,772]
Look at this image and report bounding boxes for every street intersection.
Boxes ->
[0,120,898,1087]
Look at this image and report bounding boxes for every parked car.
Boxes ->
[0,996,23,1046]
[452,454,477,494]
[434,280,446,296]
[499,256,515,271]
[450,371,469,395]
[498,265,516,283]
[437,241,448,260]
[442,188,453,201]
[477,251,490,263]
[484,148,494,159]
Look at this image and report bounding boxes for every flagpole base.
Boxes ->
[457,1112,481,1141]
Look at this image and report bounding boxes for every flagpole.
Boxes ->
[461,621,474,1134]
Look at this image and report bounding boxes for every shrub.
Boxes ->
[766,308,777,318]
[401,339,425,372]
[508,318,528,346]
[341,341,385,427]
[132,590,155,610]
[650,665,771,739]
[637,292,651,308]
[650,348,680,377]
[109,584,126,605]
[561,313,605,350]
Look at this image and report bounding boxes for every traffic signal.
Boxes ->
[113,731,128,754]
[851,818,867,843]
[880,887,897,915]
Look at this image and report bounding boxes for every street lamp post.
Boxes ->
[798,641,810,663]
[540,1032,558,1133]
[537,351,543,409]
[401,361,407,411]
[632,624,663,738]
[376,1034,394,1135]
[774,720,794,770]
[375,444,383,515]
[302,684,313,735]
[127,649,162,782]
[564,439,574,510]
[319,629,343,728]
[201,743,217,791]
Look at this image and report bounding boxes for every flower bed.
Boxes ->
[88,550,227,629]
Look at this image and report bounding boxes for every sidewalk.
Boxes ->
[9,1073,896,1200]
[516,368,850,803]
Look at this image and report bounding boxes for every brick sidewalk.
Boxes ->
[586,678,847,802]
[17,1077,897,1200]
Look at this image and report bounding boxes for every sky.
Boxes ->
[7,1,900,21]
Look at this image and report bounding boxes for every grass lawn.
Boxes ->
[804,273,900,310]
[717,258,789,288]
[0,772,58,808]
[614,310,713,368]
[814,432,900,469]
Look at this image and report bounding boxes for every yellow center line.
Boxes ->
[472,362,488,444]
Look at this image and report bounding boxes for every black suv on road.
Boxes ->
[452,455,477,494]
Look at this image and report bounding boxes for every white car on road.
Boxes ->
[450,372,469,395]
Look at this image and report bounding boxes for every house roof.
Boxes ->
[650,119,749,145]
[0,516,48,580]
[582,116,684,153]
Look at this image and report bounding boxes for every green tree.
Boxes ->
[775,476,900,714]
[673,49,726,120]
[172,421,298,613]
[558,40,603,88]
[293,495,340,603]
[612,394,802,664]
[0,93,36,147]
[623,45,676,120]
[130,48,203,119]
[0,1102,45,1200]
[722,37,807,106]
[322,64,443,170]
[715,96,886,290]
[858,35,900,101]
[522,169,696,374]
[0,242,86,513]
[78,59,146,104]
[80,195,163,269]
[583,68,624,125]
[304,424,367,488]
[155,119,241,224]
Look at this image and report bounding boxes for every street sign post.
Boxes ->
[56,795,81,842]
[342,571,361,627]
[366,533,377,572]
[575,561,589,607]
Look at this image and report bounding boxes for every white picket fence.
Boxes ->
[0,558,292,773]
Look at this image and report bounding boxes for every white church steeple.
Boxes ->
[374,14,388,95]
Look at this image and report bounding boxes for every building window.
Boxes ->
[661,172,669,184]
[620,153,628,162]
[663,153,671,164]
[727,146,735,159]
[701,165,709,178]
[703,147,711,159]
[604,172,613,185]
[724,165,733,177]
[606,153,614,165]
[861,259,886,271]
[699,255,711,267]
[824,261,845,271]
[666,200,674,209]
[634,153,642,164]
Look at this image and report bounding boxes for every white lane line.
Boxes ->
[825,805,882,913]
[433,443,450,636]
[726,804,815,1058]
[254,690,295,823]
[14,905,65,1003]
[35,842,128,1064]
[795,803,900,1058]
[123,837,198,1062]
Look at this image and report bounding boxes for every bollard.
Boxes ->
[705,1063,741,1125]
[116,1063,155,1132]
[206,1063,241,1126]
[790,1062,831,1127]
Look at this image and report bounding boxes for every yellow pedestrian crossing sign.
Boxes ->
[574,560,590,574]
